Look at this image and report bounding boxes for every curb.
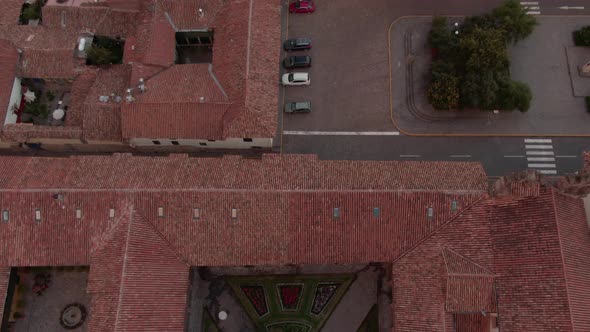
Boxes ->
[388,15,590,137]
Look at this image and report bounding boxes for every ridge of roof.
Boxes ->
[391,196,489,265]
[442,247,494,277]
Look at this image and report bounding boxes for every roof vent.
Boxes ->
[157,207,164,217]
[198,8,204,17]
[125,89,134,102]
[199,96,205,102]
[138,78,146,93]
[231,208,238,219]
[333,208,340,219]
[373,207,380,218]
[451,200,457,211]
[35,209,41,223]
[2,210,8,223]
[99,95,109,103]
[193,208,200,220]
[427,207,434,219]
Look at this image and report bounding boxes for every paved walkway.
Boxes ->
[390,16,590,136]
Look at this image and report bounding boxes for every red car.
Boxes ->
[289,1,315,13]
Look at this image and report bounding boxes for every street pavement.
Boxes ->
[282,135,588,177]
[281,0,590,177]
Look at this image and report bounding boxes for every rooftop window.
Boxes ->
[231,208,238,219]
[193,208,200,220]
[109,208,115,219]
[2,210,8,223]
[35,209,41,222]
[333,208,340,219]
[175,31,214,64]
[373,207,380,218]
[75,208,82,220]
[427,207,434,219]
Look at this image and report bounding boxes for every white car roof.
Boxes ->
[292,72,309,80]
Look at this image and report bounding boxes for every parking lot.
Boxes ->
[281,1,393,132]
[280,0,504,135]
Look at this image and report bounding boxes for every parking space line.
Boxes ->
[555,155,578,158]
[283,131,400,136]
[450,155,471,158]
[400,154,421,157]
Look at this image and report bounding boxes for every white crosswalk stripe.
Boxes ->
[524,138,557,175]
[521,1,541,15]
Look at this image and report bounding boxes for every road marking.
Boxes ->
[283,131,400,136]
[558,6,585,10]
[525,144,553,149]
[527,157,555,162]
[528,163,557,168]
[520,1,539,4]
[504,155,525,158]
[538,169,558,175]
[555,155,577,158]
[524,138,552,143]
[526,150,554,155]
[526,11,541,14]
[400,154,420,158]
[450,155,471,158]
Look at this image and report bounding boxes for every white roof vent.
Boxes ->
[199,96,205,102]
[138,78,146,93]
[99,95,109,103]
[125,89,134,102]
[198,8,204,17]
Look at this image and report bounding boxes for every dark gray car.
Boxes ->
[283,38,312,51]
[284,101,312,113]
[283,55,312,69]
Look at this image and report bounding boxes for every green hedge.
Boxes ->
[585,96,590,112]
[574,27,590,46]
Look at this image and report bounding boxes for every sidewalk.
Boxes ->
[389,16,590,136]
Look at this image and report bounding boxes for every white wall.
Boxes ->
[129,137,273,149]
[4,77,22,125]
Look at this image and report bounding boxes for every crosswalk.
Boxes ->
[520,1,541,15]
[524,138,556,175]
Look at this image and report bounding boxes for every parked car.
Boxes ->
[283,55,312,69]
[289,0,315,13]
[281,72,310,86]
[283,38,312,51]
[284,101,312,113]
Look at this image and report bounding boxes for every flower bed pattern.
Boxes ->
[279,284,303,311]
[311,283,340,315]
[240,285,268,317]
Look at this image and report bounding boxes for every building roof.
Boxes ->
[0,39,18,125]
[0,0,280,143]
[0,154,588,331]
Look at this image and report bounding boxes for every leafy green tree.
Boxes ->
[491,0,537,43]
[497,77,532,111]
[479,71,500,109]
[574,26,590,46]
[459,27,509,73]
[428,73,460,110]
[431,60,456,82]
[86,45,114,65]
[429,16,459,60]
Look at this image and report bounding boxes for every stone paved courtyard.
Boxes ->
[10,268,90,332]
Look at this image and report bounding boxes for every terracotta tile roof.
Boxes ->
[157,0,226,30]
[584,152,590,171]
[0,39,18,124]
[0,266,9,320]
[122,64,231,139]
[141,8,175,67]
[1,124,83,141]
[0,0,22,26]
[82,65,130,141]
[121,102,229,139]
[114,212,189,331]
[42,5,137,38]
[225,0,280,138]
[19,49,85,79]
[553,191,590,331]
[67,70,98,127]
[453,313,490,332]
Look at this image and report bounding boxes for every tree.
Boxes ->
[86,45,114,65]
[491,0,537,43]
[497,78,532,111]
[429,16,459,60]
[428,73,460,110]
[459,27,509,73]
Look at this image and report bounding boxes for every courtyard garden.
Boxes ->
[427,0,537,111]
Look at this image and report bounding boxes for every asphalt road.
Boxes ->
[281,0,590,177]
[282,135,588,177]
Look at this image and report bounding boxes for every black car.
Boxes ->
[283,55,312,69]
[283,38,312,51]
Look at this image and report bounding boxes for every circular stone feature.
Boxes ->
[60,303,87,329]
[218,310,228,320]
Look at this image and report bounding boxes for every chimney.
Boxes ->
[198,8,204,18]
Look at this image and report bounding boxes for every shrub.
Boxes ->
[491,0,537,43]
[428,74,460,110]
[46,90,55,102]
[585,96,590,112]
[574,26,590,46]
[86,45,115,65]
[429,16,459,60]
